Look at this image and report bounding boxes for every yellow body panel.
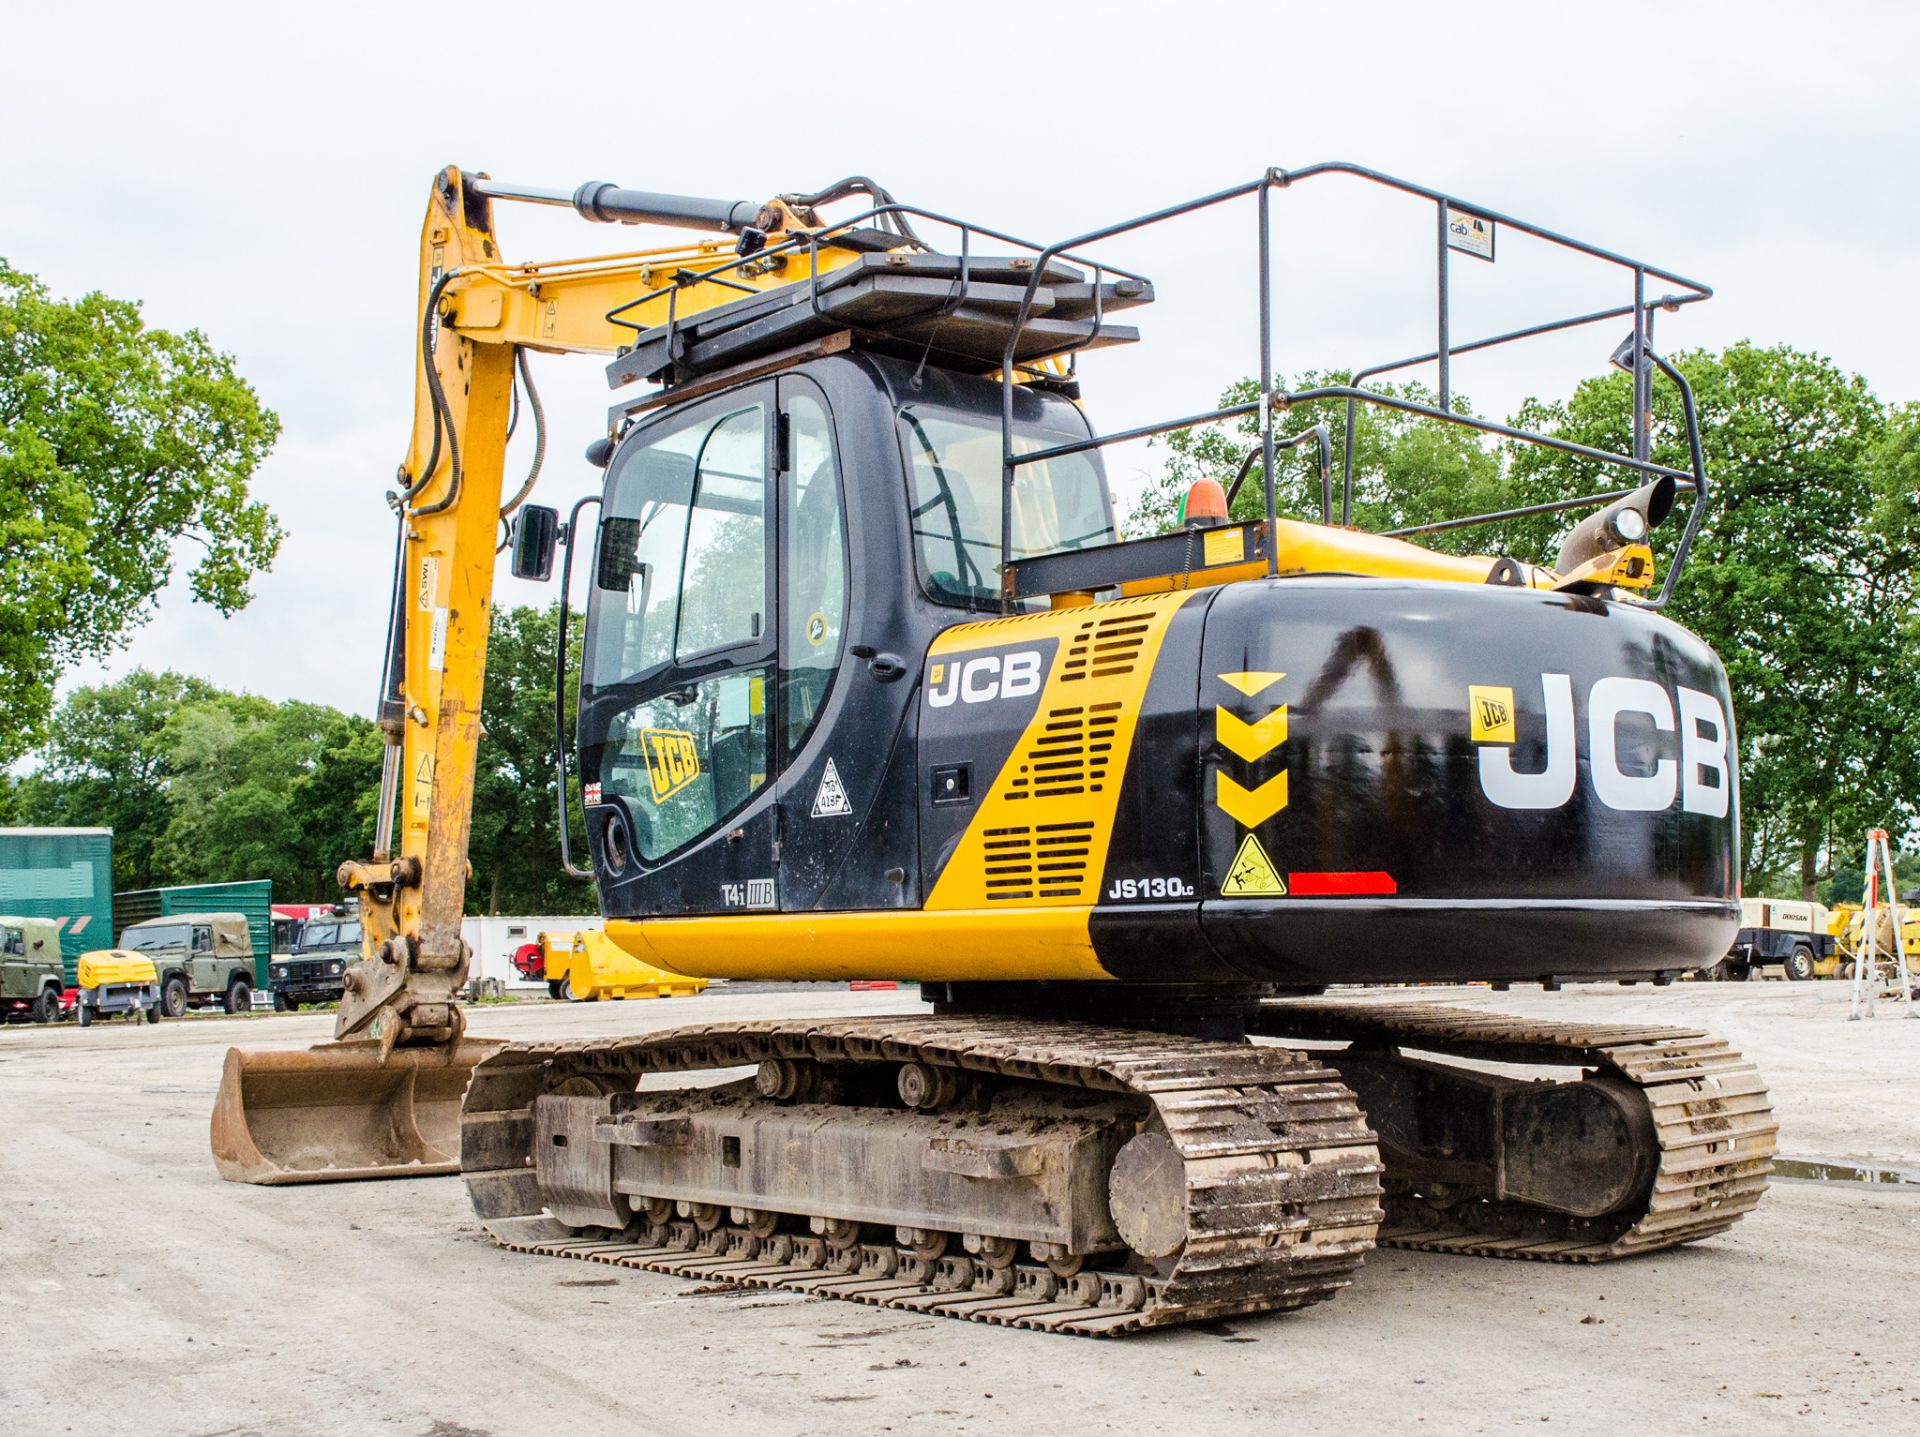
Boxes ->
[1121,517,1556,596]
[541,928,708,999]
[606,908,1108,982]
[601,594,1194,984]
[76,950,158,990]
[924,594,1183,911]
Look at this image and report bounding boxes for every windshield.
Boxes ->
[296,921,358,953]
[897,403,1115,609]
[124,924,189,951]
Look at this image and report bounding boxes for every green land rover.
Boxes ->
[118,913,257,1017]
[1,915,67,1023]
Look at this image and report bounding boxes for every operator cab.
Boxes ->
[573,353,1115,920]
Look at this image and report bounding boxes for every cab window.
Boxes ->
[587,402,767,689]
[2,928,22,956]
[782,393,845,751]
[601,669,770,861]
[586,397,774,865]
[676,409,766,659]
[193,926,213,953]
[898,402,1115,610]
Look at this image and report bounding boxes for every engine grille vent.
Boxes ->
[1008,702,1121,800]
[981,822,1097,901]
[1061,612,1151,683]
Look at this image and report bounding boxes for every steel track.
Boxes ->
[460,1016,1384,1335]
[460,1002,1774,1333]
[1254,1001,1777,1260]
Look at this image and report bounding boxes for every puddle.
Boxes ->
[1773,1156,1920,1188]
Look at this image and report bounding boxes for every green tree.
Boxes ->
[1505,344,1918,897]
[467,603,593,915]
[18,671,381,901]
[14,669,218,888]
[152,695,380,899]
[0,260,282,761]
[1131,371,1512,553]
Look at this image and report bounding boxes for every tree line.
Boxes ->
[1,605,594,916]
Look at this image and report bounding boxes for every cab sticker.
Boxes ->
[1468,686,1515,744]
[811,757,853,818]
[641,729,701,803]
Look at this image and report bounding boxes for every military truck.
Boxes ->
[118,913,257,1017]
[1,915,67,1023]
[269,908,357,1011]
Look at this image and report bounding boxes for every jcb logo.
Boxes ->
[926,650,1044,708]
[641,728,701,804]
[1473,674,1730,816]
[1469,686,1514,743]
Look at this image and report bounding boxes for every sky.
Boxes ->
[4,0,1917,721]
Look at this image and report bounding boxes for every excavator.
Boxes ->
[210,164,1776,1334]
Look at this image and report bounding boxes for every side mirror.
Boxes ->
[596,516,643,591]
[1556,476,1676,576]
[510,504,561,581]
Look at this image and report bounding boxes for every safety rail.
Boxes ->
[993,164,1714,611]
[473,165,1713,611]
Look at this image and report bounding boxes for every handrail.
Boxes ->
[992,165,1715,609]
[553,493,602,880]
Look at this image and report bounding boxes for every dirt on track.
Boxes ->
[1,982,1916,1437]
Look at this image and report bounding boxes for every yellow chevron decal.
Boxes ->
[1215,769,1290,828]
[1216,703,1289,762]
[1218,670,1286,697]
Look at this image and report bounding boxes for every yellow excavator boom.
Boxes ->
[211,166,858,1183]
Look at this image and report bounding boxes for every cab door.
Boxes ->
[191,924,217,991]
[1,926,26,998]
[770,374,913,910]
[581,384,779,917]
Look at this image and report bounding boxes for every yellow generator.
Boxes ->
[75,950,161,1026]
[1830,903,1920,978]
[538,928,707,1002]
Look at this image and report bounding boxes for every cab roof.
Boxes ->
[122,912,248,928]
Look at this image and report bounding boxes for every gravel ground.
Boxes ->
[1,981,1916,1437]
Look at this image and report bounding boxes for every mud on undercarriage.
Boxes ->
[460,1004,1775,1335]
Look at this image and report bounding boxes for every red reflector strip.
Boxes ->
[848,980,899,991]
[1288,871,1398,897]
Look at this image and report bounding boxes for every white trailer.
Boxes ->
[460,914,601,990]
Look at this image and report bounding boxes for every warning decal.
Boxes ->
[1220,833,1286,897]
[811,757,853,818]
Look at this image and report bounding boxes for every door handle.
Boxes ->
[850,645,907,683]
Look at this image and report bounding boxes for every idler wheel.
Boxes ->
[1109,1131,1187,1260]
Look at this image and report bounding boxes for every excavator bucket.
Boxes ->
[210,1037,504,1185]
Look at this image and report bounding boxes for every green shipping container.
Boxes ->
[0,828,115,983]
[113,880,274,986]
